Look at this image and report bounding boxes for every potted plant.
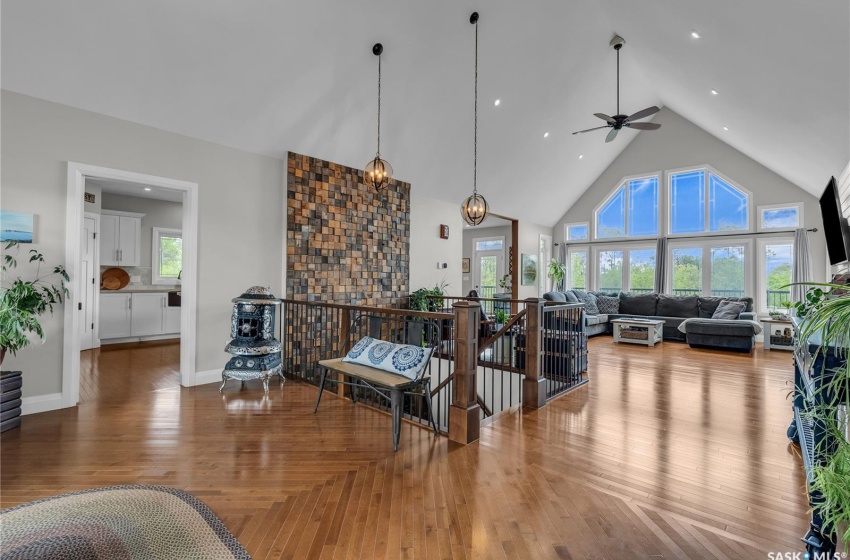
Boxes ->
[494,309,507,329]
[547,258,566,292]
[1,241,69,364]
[796,282,850,550]
[498,273,511,294]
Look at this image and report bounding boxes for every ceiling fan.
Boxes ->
[572,35,660,143]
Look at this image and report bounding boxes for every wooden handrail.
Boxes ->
[478,309,527,353]
[281,298,453,320]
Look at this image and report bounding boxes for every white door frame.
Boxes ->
[471,236,506,294]
[63,162,200,408]
[80,212,101,351]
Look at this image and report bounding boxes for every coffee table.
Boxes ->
[611,318,664,347]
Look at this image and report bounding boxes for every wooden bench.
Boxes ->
[314,358,439,452]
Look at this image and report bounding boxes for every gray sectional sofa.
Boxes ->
[542,290,759,352]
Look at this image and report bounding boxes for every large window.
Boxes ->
[669,242,750,298]
[669,167,750,235]
[594,246,656,293]
[759,239,793,312]
[597,250,624,292]
[629,249,656,292]
[595,176,658,239]
[152,227,182,285]
[568,248,587,290]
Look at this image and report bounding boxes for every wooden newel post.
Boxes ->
[449,301,481,444]
[522,298,547,410]
[337,307,352,399]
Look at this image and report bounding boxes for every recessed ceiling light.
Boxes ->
[144,187,152,191]
[543,132,549,138]
[578,154,584,159]
[710,89,718,95]
[691,31,701,39]
[722,126,729,131]
[494,99,501,106]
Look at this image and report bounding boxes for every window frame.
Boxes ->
[757,237,794,314]
[566,245,589,290]
[563,222,590,243]
[666,238,753,299]
[666,165,753,238]
[152,227,183,285]
[591,242,657,293]
[757,202,804,232]
[592,172,660,241]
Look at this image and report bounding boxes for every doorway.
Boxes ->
[80,213,99,350]
[472,236,506,299]
[62,163,199,409]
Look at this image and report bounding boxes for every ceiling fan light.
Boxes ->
[461,193,489,226]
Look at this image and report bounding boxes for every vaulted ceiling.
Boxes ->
[2,0,848,226]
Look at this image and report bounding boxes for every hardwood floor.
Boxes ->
[1,338,813,558]
[78,341,181,403]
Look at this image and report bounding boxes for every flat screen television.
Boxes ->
[819,176,850,265]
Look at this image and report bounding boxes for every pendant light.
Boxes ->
[365,43,393,191]
[461,12,489,226]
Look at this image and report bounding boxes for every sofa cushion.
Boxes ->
[595,295,620,314]
[542,291,567,303]
[619,292,658,316]
[711,300,746,320]
[562,291,580,303]
[656,294,699,318]
[571,290,599,314]
[698,296,754,317]
[585,314,609,326]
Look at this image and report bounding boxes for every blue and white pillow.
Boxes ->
[343,337,434,380]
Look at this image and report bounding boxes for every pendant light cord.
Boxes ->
[377,53,382,157]
[616,48,620,116]
[473,18,478,195]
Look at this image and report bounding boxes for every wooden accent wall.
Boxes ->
[286,152,410,305]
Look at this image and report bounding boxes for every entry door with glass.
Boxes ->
[473,237,505,301]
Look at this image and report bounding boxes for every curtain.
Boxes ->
[558,243,567,291]
[654,237,668,294]
[791,228,812,303]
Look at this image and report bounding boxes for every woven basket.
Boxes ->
[620,330,648,341]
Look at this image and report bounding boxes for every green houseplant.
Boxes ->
[1,241,68,364]
[547,258,566,291]
[796,282,850,547]
[408,279,448,313]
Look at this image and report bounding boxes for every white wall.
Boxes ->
[517,222,553,300]
[409,192,462,295]
[100,192,182,280]
[555,107,828,289]
[1,90,284,400]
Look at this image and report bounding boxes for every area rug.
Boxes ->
[0,485,251,559]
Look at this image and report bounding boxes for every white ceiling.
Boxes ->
[3,0,848,226]
[88,178,184,203]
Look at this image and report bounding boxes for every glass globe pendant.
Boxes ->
[460,12,489,226]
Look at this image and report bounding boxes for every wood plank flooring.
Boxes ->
[1,338,815,558]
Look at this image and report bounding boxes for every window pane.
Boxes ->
[476,239,503,251]
[710,246,745,297]
[598,250,624,292]
[159,235,182,278]
[765,244,793,310]
[672,248,702,295]
[670,171,705,234]
[597,187,626,238]
[629,249,656,293]
[709,174,748,231]
[628,178,658,236]
[762,207,799,229]
[567,224,588,240]
[569,251,587,290]
[479,255,497,291]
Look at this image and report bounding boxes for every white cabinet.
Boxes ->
[131,293,166,336]
[100,292,181,340]
[99,293,132,338]
[100,211,142,267]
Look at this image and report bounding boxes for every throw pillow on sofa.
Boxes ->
[711,300,746,320]
[595,295,620,314]
[698,296,754,318]
[571,290,600,315]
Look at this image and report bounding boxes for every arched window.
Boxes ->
[668,167,750,235]
[594,175,659,239]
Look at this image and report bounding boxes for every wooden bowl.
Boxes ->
[101,267,130,290]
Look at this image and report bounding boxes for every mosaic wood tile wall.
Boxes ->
[286,151,410,306]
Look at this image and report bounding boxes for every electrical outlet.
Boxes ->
[130,275,141,283]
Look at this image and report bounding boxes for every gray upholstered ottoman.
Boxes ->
[679,319,759,352]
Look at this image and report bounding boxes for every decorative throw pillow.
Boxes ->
[571,290,600,315]
[711,300,746,320]
[595,295,620,314]
[343,337,434,380]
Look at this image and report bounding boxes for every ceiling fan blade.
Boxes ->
[625,122,661,131]
[572,125,610,135]
[605,128,619,143]
[626,106,660,121]
[594,113,616,124]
